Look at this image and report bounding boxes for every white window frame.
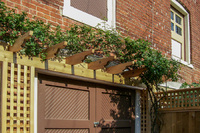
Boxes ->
[63,0,116,29]
[171,0,193,68]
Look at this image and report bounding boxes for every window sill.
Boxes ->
[172,56,194,69]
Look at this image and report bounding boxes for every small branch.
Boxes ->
[9,31,33,52]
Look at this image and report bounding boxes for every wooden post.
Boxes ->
[30,66,35,133]
[1,61,8,133]
[135,90,141,133]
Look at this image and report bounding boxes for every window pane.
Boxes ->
[171,11,174,20]
[71,0,107,20]
[175,15,181,25]
[171,22,174,31]
[176,26,182,35]
[172,39,182,59]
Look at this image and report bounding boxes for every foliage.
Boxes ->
[0,1,181,132]
[180,81,200,88]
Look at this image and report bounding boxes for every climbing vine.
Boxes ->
[180,81,200,88]
[0,1,181,132]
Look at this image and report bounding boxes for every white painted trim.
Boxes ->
[63,0,116,29]
[171,0,191,64]
[34,73,38,133]
[135,90,141,133]
[172,55,194,68]
[159,81,182,89]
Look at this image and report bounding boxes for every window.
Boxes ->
[63,0,116,28]
[171,7,184,59]
[170,0,193,68]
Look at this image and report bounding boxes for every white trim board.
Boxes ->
[63,0,116,29]
[34,73,38,133]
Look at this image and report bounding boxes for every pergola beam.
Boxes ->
[45,41,67,59]
[88,56,116,70]
[9,31,33,52]
[106,61,135,74]
[122,67,146,78]
[66,49,95,65]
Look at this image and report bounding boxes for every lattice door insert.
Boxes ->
[2,62,34,133]
[141,90,148,133]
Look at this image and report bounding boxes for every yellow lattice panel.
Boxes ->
[156,87,200,110]
[1,62,34,133]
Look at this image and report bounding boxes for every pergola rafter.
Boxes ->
[9,31,33,52]
[65,49,95,65]
[106,61,135,74]
[88,56,116,70]
[45,41,67,59]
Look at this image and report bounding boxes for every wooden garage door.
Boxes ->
[38,74,135,133]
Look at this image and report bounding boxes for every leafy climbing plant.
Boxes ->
[180,81,200,88]
[0,1,182,132]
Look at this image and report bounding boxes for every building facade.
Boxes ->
[2,0,200,87]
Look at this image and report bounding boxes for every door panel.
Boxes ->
[96,88,135,133]
[38,75,95,133]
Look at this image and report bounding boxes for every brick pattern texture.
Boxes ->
[1,0,200,84]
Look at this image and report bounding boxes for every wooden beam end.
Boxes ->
[25,31,33,39]
[29,31,34,36]
[122,67,147,78]
[91,49,95,54]
[63,41,68,46]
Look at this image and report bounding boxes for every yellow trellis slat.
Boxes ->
[30,66,35,133]
[24,66,28,133]
[17,64,21,132]
[10,63,14,133]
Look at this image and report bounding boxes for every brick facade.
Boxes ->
[1,0,200,84]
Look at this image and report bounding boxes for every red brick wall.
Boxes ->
[1,0,200,84]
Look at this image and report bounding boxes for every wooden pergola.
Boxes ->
[7,31,146,79]
[0,31,147,133]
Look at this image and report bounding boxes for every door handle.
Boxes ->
[94,122,100,127]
